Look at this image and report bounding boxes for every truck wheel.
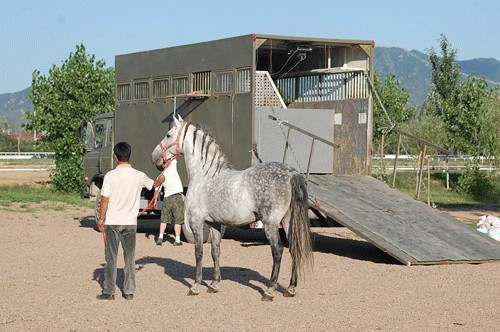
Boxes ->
[95,189,102,232]
[182,222,211,244]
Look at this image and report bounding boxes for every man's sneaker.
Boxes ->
[156,236,163,245]
[96,293,115,300]
[124,294,134,300]
[173,241,183,246]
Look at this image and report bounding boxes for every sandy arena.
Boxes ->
[1,171,500,331]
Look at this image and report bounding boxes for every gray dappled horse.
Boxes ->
[151,115,313,301]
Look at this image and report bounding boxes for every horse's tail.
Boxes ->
[289,173,314,279]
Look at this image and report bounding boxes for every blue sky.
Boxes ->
[1,0,499,94]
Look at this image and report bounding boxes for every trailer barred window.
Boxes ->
[214,71,233,94]
[134,81,149,100]
[192,71,211,94]
[153,78,170,98]
[237,68,251,94]
[117,83,131,102]
[173,76,189,95]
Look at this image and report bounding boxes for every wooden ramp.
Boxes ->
[308,174,500,265]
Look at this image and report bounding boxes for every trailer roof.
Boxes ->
[253,33,374,50]
[116,34,374,58]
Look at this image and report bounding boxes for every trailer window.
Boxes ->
[94,123,105,148]
[134,81,149,100]
[84,122,94,151]
[192,71,211,94]
[105,121,113,147]
[237,68,252,94]
[172,76,189,95]
[153,78,170,98]
[117,83,131,102]
[214,71,233,94]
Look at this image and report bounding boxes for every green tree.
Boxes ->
[425,34,500,198]
[426,34,462,121]
[426,34,500,157]
[399,114,447,157]
[24,44,115,192]
[477,95,500,170]
[372,72,417,147]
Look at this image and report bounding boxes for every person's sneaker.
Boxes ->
[96,293,114,300]
[156,236,163,245]
[173,241,183,246]
[124,294,134,300]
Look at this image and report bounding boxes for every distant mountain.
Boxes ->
[375,47,500,110]
[1,49,499,127]
[0,87,33,131]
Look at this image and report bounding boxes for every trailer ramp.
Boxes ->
[308,174,500,265]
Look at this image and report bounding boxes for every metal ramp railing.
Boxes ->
[268,115,339,180]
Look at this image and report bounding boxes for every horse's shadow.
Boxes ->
[134,256,284,296]
[221,226,399,264]
[312,232,401,264]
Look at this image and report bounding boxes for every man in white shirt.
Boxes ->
[156,158,185,246]
[96,142,162,300]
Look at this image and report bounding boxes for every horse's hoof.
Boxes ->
[188,288,199,296]
[207,285,219,294]
[284,288,296,297]
[261,293,274,301]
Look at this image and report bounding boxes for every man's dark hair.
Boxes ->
[114,142,131,162]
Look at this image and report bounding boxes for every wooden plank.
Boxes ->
[308,174,500,265]
[310,200,416,265]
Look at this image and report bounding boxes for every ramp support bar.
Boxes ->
[306,138,317,180]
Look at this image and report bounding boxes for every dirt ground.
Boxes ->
[2,170,500,331]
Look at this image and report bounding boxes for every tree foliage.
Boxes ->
[24,44,114,192]
[399,114,447,156]
[372,72,417,147]
[424,34,500,198]
[426,34,500,158]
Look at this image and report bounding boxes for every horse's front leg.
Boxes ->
[262,221,283,301]
[188,219,204,296]
[207,223,222,293]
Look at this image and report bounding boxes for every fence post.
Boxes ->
[445,156,450,189]
[380,130,385,182]
[391,132,401,188]
[427,156,431,205]
[415,145,427,200]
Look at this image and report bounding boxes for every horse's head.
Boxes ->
[151,115,186,170]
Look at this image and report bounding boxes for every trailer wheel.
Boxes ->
[182,222,210,244]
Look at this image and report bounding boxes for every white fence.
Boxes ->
[0,152,55,159]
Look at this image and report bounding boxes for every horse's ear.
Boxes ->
[173,115,180,128]
[177,114,184,123]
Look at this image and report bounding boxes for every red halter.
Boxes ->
[159,121,187,169]
[137,121,187,218]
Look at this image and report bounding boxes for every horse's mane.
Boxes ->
[183,122,233,174]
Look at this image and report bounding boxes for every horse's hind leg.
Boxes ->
[207,224,222,293]
[285,260,297,297]
[280,209,297,297]
[262,221,283,301]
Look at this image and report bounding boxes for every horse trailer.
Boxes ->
[81,34,375,239]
